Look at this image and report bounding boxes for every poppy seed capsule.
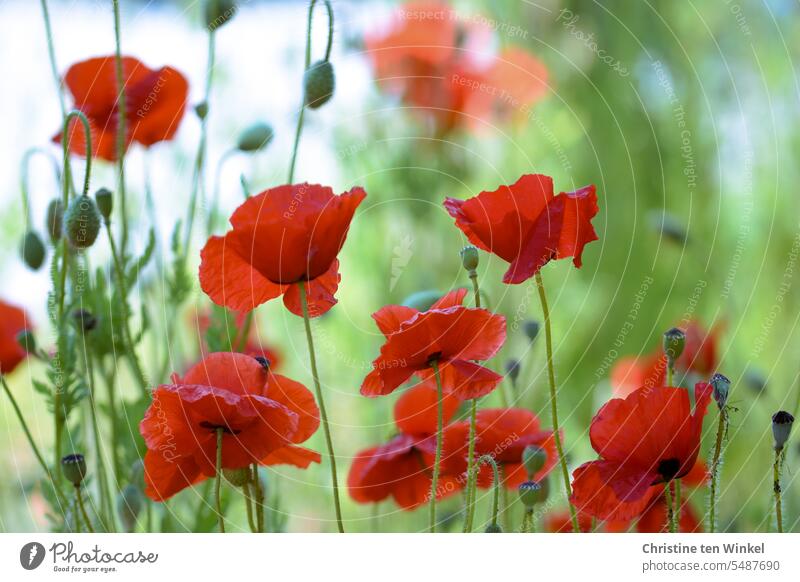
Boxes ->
[205,0,237,30]
[72,309,97,333]
[16,329,36,353]
[663,327,686,365]
[710,373,730,410]
[20,231,46,270]
[518,480,545,508]
[505,359,521,383]
[304,60,335,109]
[45,199,64,242]
[522,445,547,478]
[223,467,250,487]
[117,484,143,533]
[523,320,540,342]
[237,122,274,153]
[484,523,503,533]
[61,454,87,487]
[95,187,113,221]
[64,194,101,249]
[460,245,479,272]
[772,411,794,450]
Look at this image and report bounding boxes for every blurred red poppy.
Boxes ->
[444,174,599,284]
[611,321,720,398]
[360,289,506,398]
[0,299,31,375]
[54,56,188,161]
[544,509,595,533]
[570,383,712,522]
[140,352,320,501]
[194,310,283,370]
[365,2,548,135]
[347,384,462,509]
[200,183,366,317]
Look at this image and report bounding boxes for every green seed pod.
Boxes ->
[772,410,794,450]
[518,480,544,508]
[20,231,46,270]
[64,194,101,249]
[223,467,250,487]
[522,445,547,478]
[237,122,274,153]
[710,372,730,410]
[61,454,87,487]
[16,329,36,353]
[205,0,237,30]
[460,245,479,272]
[45,199,64,242]
[484,523,503,533]
[95,187,113,221]
[663,327,686,366]
[117,484,143,532]
[304,60,335,109]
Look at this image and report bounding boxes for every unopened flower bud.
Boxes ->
[223,467,250,487]
[195,101,209,120]
[460,245,479,272]
[648,210,688,245]
[205,0,237,30]
[518,480,545,508]
[745,368,767,395]
[772,411,794,450]
[45,199,64,242]
[117,484,143,532]
[522,445,547,478]
[484,523,503,533]
[505,359,521,383]
[72,309,97,332]
[710,373,730,410]
[237,122,274,153]
[523,320,540,343]
[16,329,36,353]
[20,231,46,270]
[131,459,145,489]
[61,454,87,487]
[663,327,686,365]
[402,289,443,312]
[95,187,113,221]
[304,60,335,109]
[64,194,101,249]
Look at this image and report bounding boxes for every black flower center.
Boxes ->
[657,458,681,481]
[199,421,240,435]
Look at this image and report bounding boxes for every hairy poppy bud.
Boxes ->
[663,327,686,365]
[61,453,87,487]
[648,210,688,245]
[195,101,209,120]
[64,194,101,249]
[745,368,767,395]
[304,60,335,109]
[117,484,143,532]
[45,199,64,242]
[72,309,97,333]
[237,122,274,153]
[95,187,113,221]
[522,445,547,478]
[16,329,36,353]
[710,373,730,410]
[505,359,521,383]
[20,231,46,270]
[518,480,545,508]
[772,411,794,450]
[205,0,237,30]
[484,523,503,533]
[223,467,250,487]
[523,320,540,343]
[460,245,479,272]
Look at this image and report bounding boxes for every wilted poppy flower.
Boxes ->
[0,299,31,375]
[360,289,506,398]
[140,352,320,501]
[200,183,366,317]
[54,56,188,161]
[611,321,720,398]
[194,310,283,370]
[444,174,599,284]
[570,383,712,522]
[347,384,462,509]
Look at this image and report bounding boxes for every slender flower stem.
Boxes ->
[112,0,129,253]
[298,282,344,532]
[534,271,579,532]
[500,466,511,532]
[38,0,66,116]
[243,482,257,533]
[479,455,501,531]
[251,465,264,532]
[75,486,95,533]
[522,508,534,533]
[773,447,783,533]
[428,360,445,533]
[215,428,225,533]
[207,147,236,236]
[708,407,727,532]
[664,481,676,533]
[667,363,674,388]
[462,270,481,532]
[20,148,61,228]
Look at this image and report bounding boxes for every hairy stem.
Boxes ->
[428,359,444,533]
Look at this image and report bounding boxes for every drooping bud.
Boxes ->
[648,210,688,245]
[205,0,237,30]
[72,309,97,333]
[237,122,274,153]
[460,245,479,272]
[745,368,767,395]
[195,101,209,120]
[95,187,113,221]
[662,327,686,366]
[61,454,87,487]
[710,373,730,410]
[45,199,64,242]
[16,329,36,353]
[304,60,335,109]
[117,484,143,532]
[223,467,250,487]
[20,231,46,270]
[484,523,503,533]
[522,445,547,479]
[523,320,540,343]
[517,480,545,508]
[505,359,521,383]
[772,411,794,450]
[64,194,101,249]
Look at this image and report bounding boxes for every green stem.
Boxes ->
[112,0,129,253]
[500,466,511,532]
[38,0,66,116]
[298,282,344,532]
[665,481,676,533]
[522,508,534,533]
[479,454,501,531]
[75,485,95,533]
[534,271,578,532]
[252,465,264,532]
[428,359,444,533]
[243,481,257,533]
[102,366,122,480]
[708,407,726,532]
[774,447,783,533]
[667,362,674,387]
[207,148,236,236]
[462,269,481,532]
[215,428,225,533]
[20,148,61,228]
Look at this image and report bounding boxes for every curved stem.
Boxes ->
[215,428,225,533]
[75,486,95,533]
[774,447,783,533]
[428,359,444,533]
[664,481,676,533]
[112,0,129,253]
[462,270,481,532]
[534,271,578,532]
[479,454,501,531]
[298,282,344,532]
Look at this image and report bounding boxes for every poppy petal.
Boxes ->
[282,260,340,318]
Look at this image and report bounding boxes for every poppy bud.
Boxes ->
[223,467,250,487]
[72,309,97,333]
[195,101,209,120]
[205,0,237,30]
[772,411,794,450]
[663,327,686,366]
[522,445,547,478]
[460,245,479,272]
[710,373,730,410]
[117,484,143,533]
[484,523,503,533]
[16,329,36,353]
[20,231,46,270]
[745,368,767,395]
[237,122,274,153]
[254,355,271,371]
[64,194,101,249]
[131,459,145,489]
[505,359,521,383]
[304,60,335,109]
[61,454,87,487]
[45,199,64,242]
[518,480,545,508]
[95,187,113,221]
[523,320,540,343]
[402,289,443,312]
[648,210,688,245]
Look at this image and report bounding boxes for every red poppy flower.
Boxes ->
[347,384,462,509]
[544,510,595,533]
[194,310,283,370]
[439,408,557,489]
[570,383,712,522]
[54,56,188,161]
[200,183,366,317]
[444,174,599,284]
[140,352,320,501]
[0,299,31,375]
[611,321,720,398]
[360,289,506,398]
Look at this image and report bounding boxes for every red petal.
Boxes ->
[570,460,658,522]
[429,288,468,310]
[264,372,319,443]
[393,383,461,436]
[372,304,419,336]
[0,300,31,375]
[261,445,321,468]
[143,448,204,502]
[431,359,502,399]
[127,66,188,146]
[181,352,268,396]
[282,261,340,318]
